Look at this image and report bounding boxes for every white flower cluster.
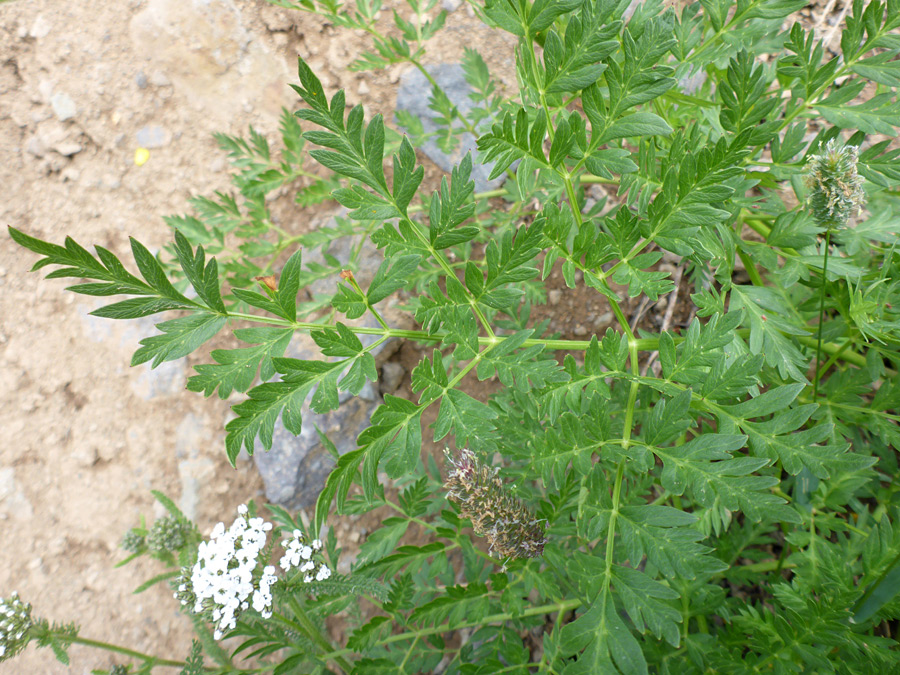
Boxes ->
[176,505,275,640]
[0,591,33,661]
[280,530,332,583]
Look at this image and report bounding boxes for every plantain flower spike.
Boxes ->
[804,138,866,229]
[444,448,546,559]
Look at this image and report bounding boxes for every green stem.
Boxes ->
[320,599,582,661]
[48,634,218,671]
[816,338,852,381]
[287,598,353,673]
[813,229,832,400]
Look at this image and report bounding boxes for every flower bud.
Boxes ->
[444,449,546,559]
[120,528,146,554]
[147,516,192,553]
[804,139,865,229]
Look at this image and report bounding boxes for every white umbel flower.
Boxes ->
[175,505,275,640]
[0,592,34,663]
[279,530,331,584]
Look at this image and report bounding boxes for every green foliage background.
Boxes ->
[9,0,900,672]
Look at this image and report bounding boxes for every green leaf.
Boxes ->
[477,107,551,179]
[8,227,198,317]
[853,511,900,623]
[600,111,672,143]
[133,570,180,594]
[542,4,620,95]
[273,249,303,321]
[357,394,424,486]
[409,582,492,629]
[434,388,498,445]
[730,285,811,382]
[224,345,366,463]
[612,565,681,647]
[653,433,800,524]
[356,517,409,566]
[412,350,497,444]
[367,254,421,305]
[475,330,567,392]
[132,313,227,368]
[560,592,647,675]
[428,154,478,250]
[850,50,900,86]
[480,220,544,309]
[815,80,900,136]
[172,230,226,314]
[615,505,728,579]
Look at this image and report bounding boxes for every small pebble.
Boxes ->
[25,135,45,157]
[50,92,76,121]
[54,142,82,157]
[29,15,51,39]
[135,70,148,89]
[573,325,588,336]
[593,312,613,328]
[136,125,170,149]
[548,289,562,306]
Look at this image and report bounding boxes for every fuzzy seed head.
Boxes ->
[444,449,546,559]
[804,139,865,229]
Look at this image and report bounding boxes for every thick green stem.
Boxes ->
[813,229,832,400]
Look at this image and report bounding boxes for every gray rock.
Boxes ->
[442,0,463,10]
[176,414,215,520]
[135,70,148,89]
[252,211,418,509]
[396,64,505,192]
[253,331,384,509]
[136,125,171,149]
[50,92,76,121]
[380,361,404,394]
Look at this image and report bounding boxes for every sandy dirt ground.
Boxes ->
[0,1,520,672]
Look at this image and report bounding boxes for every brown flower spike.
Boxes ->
[444,448,546,559]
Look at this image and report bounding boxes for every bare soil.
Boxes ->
[0,1,520,671]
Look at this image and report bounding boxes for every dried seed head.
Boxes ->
[804,139,866,229]
[444,449,546,560]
